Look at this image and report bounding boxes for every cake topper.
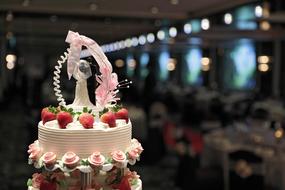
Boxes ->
[53,31,120,110]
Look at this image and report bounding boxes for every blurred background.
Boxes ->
[1,0,285,189]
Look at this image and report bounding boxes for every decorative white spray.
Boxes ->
[53,49,69,106]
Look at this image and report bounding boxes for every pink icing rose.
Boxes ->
[128,149,139,160]
[88,151,105,167]
[28,141,42,161]
[111,150,126,163]
[29,146,42,161]
[28,147,34,154]
[42,152,57,167]
[132,139,144,154]
[62,152,80,168]
[28,141,40,154]
[28,144,36,153]
[32,173,45,188]
[136,144,144,154]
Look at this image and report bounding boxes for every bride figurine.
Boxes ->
[71,59,95,109]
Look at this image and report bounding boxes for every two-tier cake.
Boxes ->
[27,31,143,190]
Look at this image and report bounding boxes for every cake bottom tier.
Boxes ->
[27,168,142,190]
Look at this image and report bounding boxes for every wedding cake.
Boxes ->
[27,31,143,190]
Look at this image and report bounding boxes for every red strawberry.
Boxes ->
[118,176,131,190]
[57,111,73,129]
[100,112,116,128]
[79,113,94,129]
[41,108,56,124]
[40,180,57,190]
[115,108,129,123]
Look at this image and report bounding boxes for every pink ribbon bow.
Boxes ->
[65,31,95,79]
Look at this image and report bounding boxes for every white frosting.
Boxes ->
[38,120,132,158]
[27,179,142,190]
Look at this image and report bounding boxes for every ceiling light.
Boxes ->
[6,61,15,70]
[255,5,263,17]
[125,38,132,48]
[6,54,17,63]
[167,58,177,71]
[105,44,111,52]
[113,42,120,50]
[260,21,270,31]
[131,37,139,47]
[115,59,125,68]
[109,44,114,52]
[184,23,192,34]
[157,30,165,40]
[138,35,146,45]
[201,18,210,30]
[151,6,159,14]
[167,62,176,71]
[258,63,269,72]
[258,55,270,64]
[101,45,106,52]
[275,128,283,139]
[119,40,125,49]
[201,57,211,66]
[89,3,98,11]
[170,0,179,5]
[128,59,137,69]
[22,0,30,7]
[6,12,13,22]
[106,44,112,52]
[147,33,155,43]
[103,45,109,52]
[111,43,117,51]
[169,27,177,38]
[224,13,233,24]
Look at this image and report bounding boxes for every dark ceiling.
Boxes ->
[0,0,256,50]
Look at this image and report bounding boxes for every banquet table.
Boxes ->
[201,126,285,190]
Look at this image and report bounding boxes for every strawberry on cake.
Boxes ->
[27,31,143,190]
